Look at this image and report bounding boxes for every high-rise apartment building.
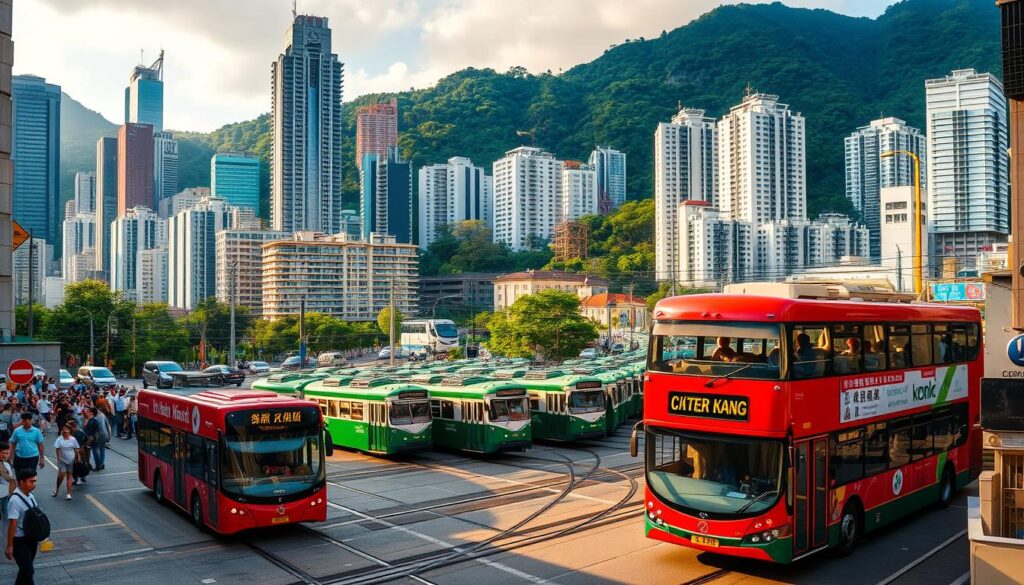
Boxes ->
[339,210,362,241]
[74,171,96,214]
[360,149,412,244]
[110,206,166,302]
[62,192,96,284]
[167,196,234,309]
[925,69,1010,267]
[417,156,493,248]
[13,237,47,306]
[355,98,398,170]
[561,162,598,221]
[654,107,717,280]
[844,117,926,260]
[125,51,164,131]
[136,247,168,304]
[211,153,260,212]
[12,75,61,256]
[718,92,806,224]
[215,229,289,317]
[153,131,179,203]
[94,136,118,278]
[117,123,155,215]
[492,147,564,251]
[158,187,208,218]
[588,146,626,212]
[677,201,753,289]
[262,232,418,321]
[270,14,344,234]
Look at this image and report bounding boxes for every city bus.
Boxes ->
[426,376,532,453]
[521,371,608,441]
[251,371,331,397]
[633,293,982,563]
[136,388,329,534]
[401,319,460,354]
[303,377,433,455]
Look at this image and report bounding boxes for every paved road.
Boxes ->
[0,424,971,585]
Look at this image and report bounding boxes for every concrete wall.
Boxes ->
[983,272,1024,378]
[0,342,61,381]
[0,0,14,338]
[969,496,1024,584]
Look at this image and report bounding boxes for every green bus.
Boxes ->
[251,371,330,397]
[304,377,433,455]
[521,371,607,442]
[426,376,531,453]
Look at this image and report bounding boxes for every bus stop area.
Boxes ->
[0,425,975,585]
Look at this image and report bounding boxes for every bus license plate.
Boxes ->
[691,535,719,548]
[271,515,290,524]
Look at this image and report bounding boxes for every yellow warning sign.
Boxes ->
[12,221,28,251]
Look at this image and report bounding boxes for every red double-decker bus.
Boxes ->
[137,388,329,534]
[633,293,982,563]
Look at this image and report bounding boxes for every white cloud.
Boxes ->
[15,0,890,131]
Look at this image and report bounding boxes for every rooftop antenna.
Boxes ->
[677,100,682,112]
[140,49,144,66]
[292,0,297,18]
[745,81,754,97]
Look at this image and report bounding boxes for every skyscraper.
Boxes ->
[844,117,926,260]
[117,123,154,215]
[125,51,164,131]
[211,153,260,212]
[717,91,806,224]
[74,171,96,214]
[588,146,626,212]
[356,98,398,170]
[63,181,96,283]
[271,14,344,234]
[561,162,598,222]
[492,146,564,251]
[167,195,234,309]
[94,136,118,278]
[360,149,412,244]
[654,107,717,281]
[12,75,61,256]
[925,69,1010,267]
[153,131,179,203]
[417,157,493,248]
[110,206,165,302]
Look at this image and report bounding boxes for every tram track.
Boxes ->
[678,569,732,585]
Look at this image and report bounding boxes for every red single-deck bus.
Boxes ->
[137,387,330,534]
[633,293,982,563]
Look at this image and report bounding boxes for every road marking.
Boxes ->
[86,494,149,547]
[35,547,155,569]
[95,486,148,494]
[326,500,552,583]
[51,521,118,533]
[949,571,970,585]
[875,528,967,585]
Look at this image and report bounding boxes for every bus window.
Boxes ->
[933,324,953,364]
[489,400,509,422]
[832,324,862,375]
[966,324,980,360]
[649,322,781,380]
[791,326,830,379]
[832,428,863,486]
[430,400,442,418]
[933,414,954,452]
[187,435,205,478]
[350,402,364,421]
[440,400,455,420]
[888,325,910,369]
[863,325,887,371]
[953,403,969,447]
[888,419,911,468]
[950,324,969,362]
[910,324,932,367]
[864,422,887,476]
[911,413,933,461]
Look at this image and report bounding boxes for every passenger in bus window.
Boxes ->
[712,337,738,362]
[841,338,861,356]
[793,333,817,378]
[865,340,886,371]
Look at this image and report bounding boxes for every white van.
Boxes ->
[317,351,348,367]
[77,365,117,387]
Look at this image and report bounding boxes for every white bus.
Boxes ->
[401,319,459,354]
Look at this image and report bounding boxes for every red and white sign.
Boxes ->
[7,359,34,384]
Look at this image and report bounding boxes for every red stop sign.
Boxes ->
[7,359,34,385]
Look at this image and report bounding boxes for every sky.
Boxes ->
[14,0,893,132]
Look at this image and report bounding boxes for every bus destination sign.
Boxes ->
[667,391,749,422]
[398,391,428,400]
[496,388,527,397]
[246,410,308,426]
[576,381,602,390]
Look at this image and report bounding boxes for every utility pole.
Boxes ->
[298,299,306,367]
[389,278,396,367]
[628,283,635,350]
[131,315,137,378]
[26,229,33,338]
[229,262,237,369]
[88,316,94,366]
[896,246,903,292]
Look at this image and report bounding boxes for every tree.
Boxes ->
[47,280,135,366]
[646,283,712,311]
[248,318,298,360]
[377,307,404,347]
[15,304,51,339]
[132,303,190,372]
[486,290,598,360]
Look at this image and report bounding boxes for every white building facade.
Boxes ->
[167,196,233,309]
[561,163,598,222]
[492,147,563,251]
[879,186,930,292]
[73,171,95,214]
[925,69,1009,268]
[417,157,493,248]
[110,206,166,302]
[215,229,289,317]
[136,247,168,304]
[588,146,626,211]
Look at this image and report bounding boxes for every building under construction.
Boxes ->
[551,221,588,263]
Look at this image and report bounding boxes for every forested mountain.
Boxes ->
[61,0,1001,221]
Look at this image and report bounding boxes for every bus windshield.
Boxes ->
[221,412,324,502]
[649,322,782,380]
[389,400,432,425]
[646,428,783,518]
[568,390,606,414]
[489,398,530,422]
[434,322,458,338]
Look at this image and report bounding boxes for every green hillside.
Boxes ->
[61,0,1001,222]
[59,93,117,209]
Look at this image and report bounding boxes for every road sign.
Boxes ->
[1008,335,1024,367]
[619,312,629,326]
[12,222,28,251]
[931,282,985,302]
[7,359,34,384]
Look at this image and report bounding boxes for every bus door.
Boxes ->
[369,403,389,453]
[206,439,219,528]
[465,401,481,451]
[792,436,829,557]
[173,431,187,507]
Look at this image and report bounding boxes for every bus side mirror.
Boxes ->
[324,430,334,457]
[630,422,643,458]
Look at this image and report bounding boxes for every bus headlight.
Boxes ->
[744,525,789,545]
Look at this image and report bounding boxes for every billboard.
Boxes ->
[930,282,985,302]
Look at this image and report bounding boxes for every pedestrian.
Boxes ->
[0,444,14,521]
[51,427,78,500]
[0,402,14,443]
[6,468,43,585]
[113,389,127,439]
[8,415,44,474]
[68,421,88,486]
[84,408,109,471]
[34,396,49,435]
[125,390,138,440]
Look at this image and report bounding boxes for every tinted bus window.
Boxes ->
[911,413,933,461]
[864,422,888,476]
[791,326,830,379]
[832,324,863,375]
[933,414,954,452]
[864,325,887,371]
[933,324,953,364]
[966,324,980,360]
[888,419,911,468]
[649,322,782,380]
[910,324,932,367]
[832,428,863,485]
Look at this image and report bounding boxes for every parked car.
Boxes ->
[280,356,316,370]
[610,342,625,355]
[58,369,74,390]
[378,346,401,360]
[33,364,46,380]
[579,347,598,359]
[141,361,184,389]
[248,361,270,375]
[77,366,117,387]
[203,364,245,387]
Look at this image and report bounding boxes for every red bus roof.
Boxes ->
[138,388,311,410]
[652,294,981,324]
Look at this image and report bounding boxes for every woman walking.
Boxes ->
[52,426,79,499]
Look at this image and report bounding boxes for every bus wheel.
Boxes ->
[938,467,955,508]
[153,472,164,504]
[191,493,204,529]
[837,501,861,556]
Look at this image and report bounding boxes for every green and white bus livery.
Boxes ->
[426,376,532,454]
[522,371,607,442]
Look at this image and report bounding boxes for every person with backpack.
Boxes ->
[84,408,109,471]
[5,467,48,585]
[67,421,88,486]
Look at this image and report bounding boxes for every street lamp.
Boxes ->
[431,294,461,319]
[881,150,923,295]
[70,306,113,367]
[606,298,617,352]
